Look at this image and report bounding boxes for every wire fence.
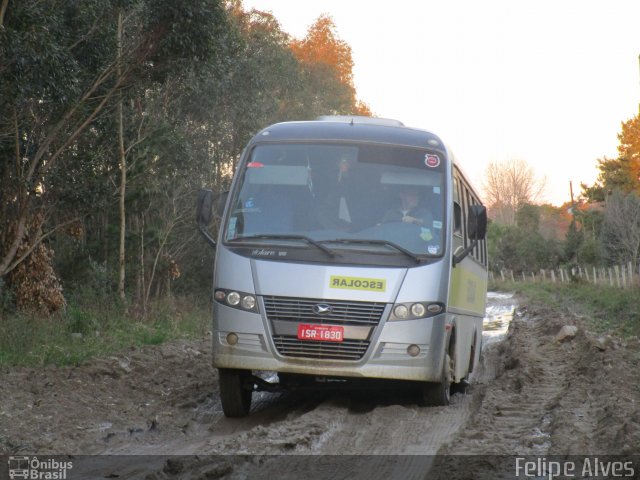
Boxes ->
[490,262,638,289]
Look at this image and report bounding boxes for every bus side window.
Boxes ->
[453,202,462,234]
[453,177,463,236]
[460,179,468,247]
[466,190,478,259]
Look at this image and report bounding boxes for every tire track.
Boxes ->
[440,311,571,456]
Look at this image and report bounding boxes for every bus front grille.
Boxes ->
[263,296,386,327]
[272,336,369,360]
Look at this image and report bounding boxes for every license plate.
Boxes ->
[297,324,344,342]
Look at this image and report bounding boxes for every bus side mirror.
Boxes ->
[196,189,230,247]
[196,189,217,247]
[467,204,487,240]
[453,204,487,267]
[197,189,214,226]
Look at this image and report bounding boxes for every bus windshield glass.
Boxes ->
[224,143,446,257]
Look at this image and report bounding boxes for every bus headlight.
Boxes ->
[390,302,444,320]
[227,291,241,306]
[394,304,409,319]
[214,289,259,313]
[410,303,426,317]
[241,295,256,310]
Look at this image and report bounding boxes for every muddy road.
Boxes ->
[1,292,639,479]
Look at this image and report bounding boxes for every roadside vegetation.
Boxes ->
[485,114,640,306]
[2,1,639,368]
[0,292,210,367]
[0,0,369,367]
[490,279,640,339]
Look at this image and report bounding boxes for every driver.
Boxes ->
[380,186,433,227]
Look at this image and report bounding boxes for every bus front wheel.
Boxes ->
[418,352,453,406]
[218,368,253,417]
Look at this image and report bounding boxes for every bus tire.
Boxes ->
[219,368,252,417]
[418,352,453,406]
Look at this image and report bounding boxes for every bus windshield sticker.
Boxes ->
[420,228,433,241]
[425,154,440,168]
[330,275,386,292]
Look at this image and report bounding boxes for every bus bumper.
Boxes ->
[211,304,446,383]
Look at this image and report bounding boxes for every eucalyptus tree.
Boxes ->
[0,0,231,310]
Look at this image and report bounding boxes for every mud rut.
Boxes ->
[2,292,639,479]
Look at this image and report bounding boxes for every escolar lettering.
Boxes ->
[329,276,386,292]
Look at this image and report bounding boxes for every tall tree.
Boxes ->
[1,0,373,315]
[600,191,640,268]
[581,156,637,202]
[290,15,371,117]
[117,10,127,301]
[617,114,640,193]
[483,159,546,225]
[581,114,640,202]
[0,0,229,311]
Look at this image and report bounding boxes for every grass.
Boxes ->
[0,294,211,368]
[489,279,640,338]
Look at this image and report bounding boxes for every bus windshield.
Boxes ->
[224,143,446,257]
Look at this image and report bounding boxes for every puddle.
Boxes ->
[483,291,516,346]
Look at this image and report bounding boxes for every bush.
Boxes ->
[0,293,210,367]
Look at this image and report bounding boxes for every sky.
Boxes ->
[242,0,640,206]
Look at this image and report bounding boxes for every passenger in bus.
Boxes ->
[380,186,433,227]
[317,155,357,230]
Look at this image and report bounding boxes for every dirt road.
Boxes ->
[1,292,638,479]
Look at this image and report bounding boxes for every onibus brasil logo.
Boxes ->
[8,456,73,479]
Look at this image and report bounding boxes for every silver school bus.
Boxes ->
[197,116,488,417]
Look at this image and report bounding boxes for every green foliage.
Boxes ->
[0,295,210,367]
[581,157,638,202]
[492,281,640,339]
[1,0,369,315]
[515,203,540,232]
[564,219,583,264]
[487,219,562,273]
[0,278,15,314]
[577,236,603,266]
[599,190,640,267]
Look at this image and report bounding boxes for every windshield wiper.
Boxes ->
[321,238,422,263]
[230,234,337,257]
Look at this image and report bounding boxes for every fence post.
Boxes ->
[609,268,614,287]
[551,270,556,283]
[593,266,597,285]
[500,269,505,282]
[510,270,515,282]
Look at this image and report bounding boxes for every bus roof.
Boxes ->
[252,117,446,152]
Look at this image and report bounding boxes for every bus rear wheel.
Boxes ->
[218,368,252,417]
[418,352,453,406]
